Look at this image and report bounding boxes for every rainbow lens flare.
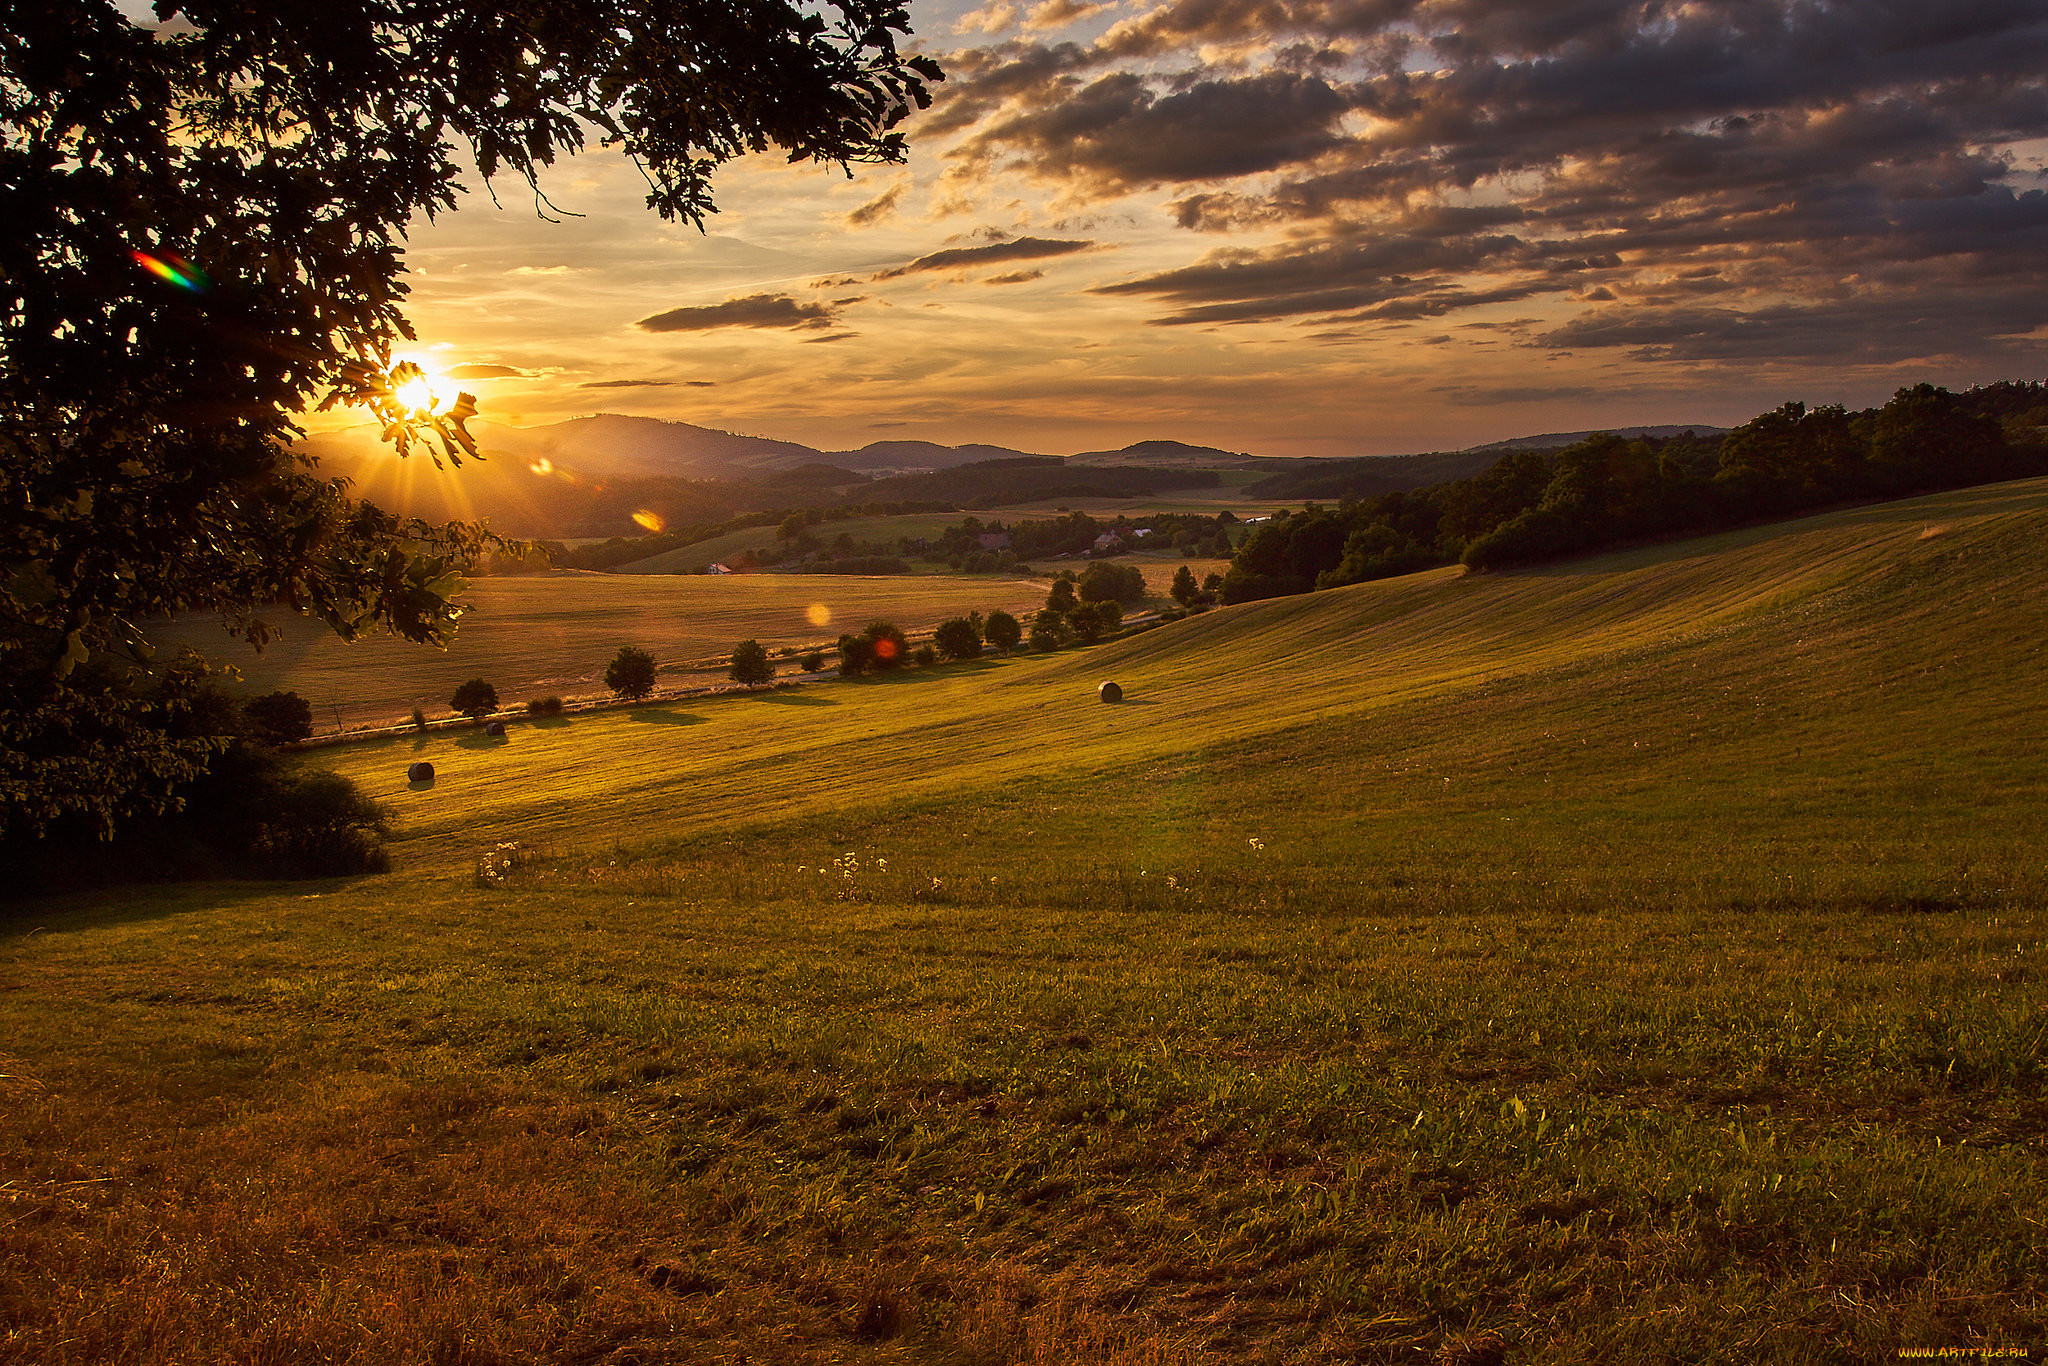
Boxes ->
[131,249,208,293]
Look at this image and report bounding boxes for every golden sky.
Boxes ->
[376,0,2048,457]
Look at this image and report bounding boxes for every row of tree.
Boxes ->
[1219,382,2048,603]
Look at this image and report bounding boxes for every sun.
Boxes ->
[393,371,444,415]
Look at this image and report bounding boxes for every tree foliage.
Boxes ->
[606,645,658,701]
[450,678,499,722]
[983,609,1022,653]
[243,690,313,745]
[729,638,773,688]
[933,616,983,661]
[1,0,939,838]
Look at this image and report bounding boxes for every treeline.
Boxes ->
[1222,382,2048,604]
[862,456,1220,508]
[542,501,959,572]
[923,510,1240,568]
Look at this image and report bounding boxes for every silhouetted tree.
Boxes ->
[2,0,939,839]
[605,646,658,701]
[450,678,499,723]
[984,609,1022,653]
[729,639,774,688]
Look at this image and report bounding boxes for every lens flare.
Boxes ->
[394,375,439,413]
[872,637,899,661]
[632,510,666,533]
[805,603,832,627]
[131,249,208,293]
[529,457,553,477]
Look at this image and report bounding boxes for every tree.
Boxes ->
[837,633,874,676]
[2,3,940,839]
[984,609,1022,653]
[605,645,659,701]
[862,620,908,671]
[450,678,499,723]
[1078,561,1145,605]
[1170,564,1199,605]
[1070,599,1120,644]
[243,690,314,745]
[729,638,774,688]
[933,616,983,661]
[1045,576,1079,617]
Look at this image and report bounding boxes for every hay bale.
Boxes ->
[1098,680,1123,704]
[407,761,435,783]
[484,720,507,737]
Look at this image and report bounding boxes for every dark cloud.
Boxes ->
[445,363,532,379]
[876,236,1095,278]
[635,294,838,332]
[581,378,675,389]
[927,0,2048,357]
[984,269,1046,284]
[956,70,1353,192]
[846,182,908,228]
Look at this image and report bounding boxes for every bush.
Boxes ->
[410,706,428,731]
[450,677,499,722]
[912,643,938,666]
[801,650,825,672]
[243,690,313,745]
[1071,599,1121,644]
[525,696,565,716]
[730,638,774,688]
[984,609,1022,653]
[838,633,874,676]
[933,616,984,661]
[1029,623,1060,652]
[605,645,659,701]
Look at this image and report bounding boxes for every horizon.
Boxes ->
[282,0,2047,456]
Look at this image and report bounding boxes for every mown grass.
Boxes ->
[6,479,2047,1362]
[139,570,1050,731]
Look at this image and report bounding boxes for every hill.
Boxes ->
[9,477,2046,1359]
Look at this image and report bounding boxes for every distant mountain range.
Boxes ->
[297,413,1727,537]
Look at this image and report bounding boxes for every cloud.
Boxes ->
[1025,0,1114,29]
[924,0,2048,354]
[635,294,839,332]
[984,269,1046,284]
[445,363,533,380]
[581,378,675,389]
[846,180,909,228]
[876,236,1096,278]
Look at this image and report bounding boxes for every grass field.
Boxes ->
[7,479,2047,1362]
[138,571,1052,731]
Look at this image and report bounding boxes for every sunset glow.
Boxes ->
[365,1,2047,456]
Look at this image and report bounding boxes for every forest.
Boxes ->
[1219,382,2048,604]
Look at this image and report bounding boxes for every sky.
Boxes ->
[374,0,2048,457]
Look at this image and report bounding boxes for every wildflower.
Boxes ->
[1247,837,1265,851]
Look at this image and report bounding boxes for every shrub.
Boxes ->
[912,643,938,666]
[729,638,774,688]
[243,690,313,745]
[525,696,565,717]
[933,616,983,661]
[410,706,428,731]
[984,609,1022,653]
[838,633,874,676]
[1029,623,1060,652]
[450,677,499,722]
[801,650,825,672]
[605,645,659,701]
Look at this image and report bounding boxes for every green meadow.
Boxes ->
[5,480,2046,1362]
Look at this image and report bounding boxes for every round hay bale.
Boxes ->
[1098,680,1123,704]
[407,761,435,783]
[484,720,507,738]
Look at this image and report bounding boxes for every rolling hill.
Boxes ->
[10,477,2046,1361]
